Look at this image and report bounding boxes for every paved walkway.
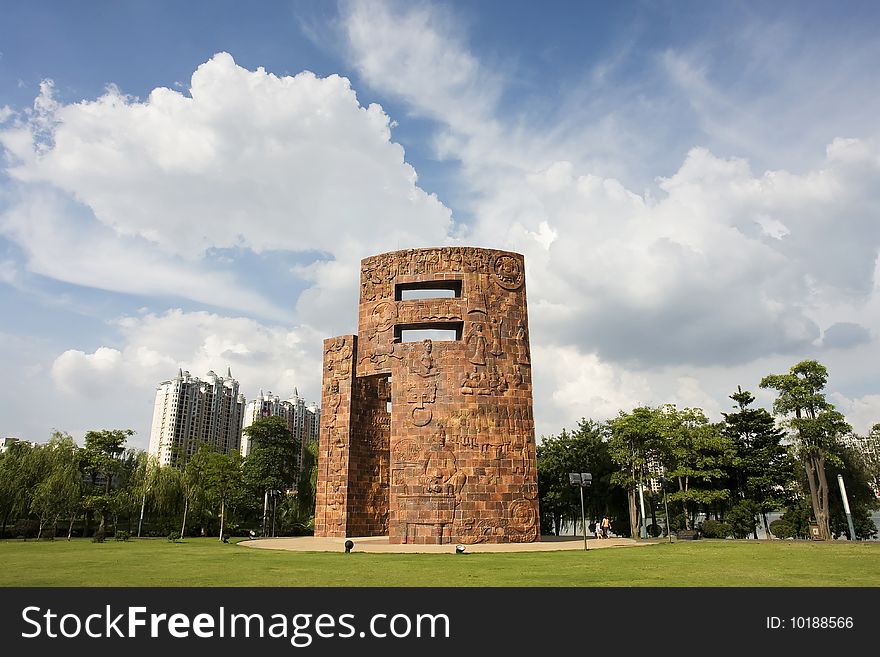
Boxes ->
[241,534,650,554]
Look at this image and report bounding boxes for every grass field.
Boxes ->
[2,538,879,587]
[0,539,880,587]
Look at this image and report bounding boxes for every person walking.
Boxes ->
[601,516,610,539]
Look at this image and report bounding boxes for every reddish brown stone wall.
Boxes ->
[315,247,539,544]
[345,374,390,536]
[314,335,355,538]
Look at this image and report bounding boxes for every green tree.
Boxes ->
[30,432,82,539]
[149,465,184,535]
[81,429,132,492]
[609,407,665,538]
[293,439,319,534]
[760,360,851,541]
[242,416,300,535]
[861,424,880,498]
[825,443,878,539]
[721,387,793,537]
[0,441,38,538]
[181,447,210,538]
[537,421,624,536]
[80,429,133,536]
[203,449,244,540]
[659,406,735,531]
[108,448,149,535]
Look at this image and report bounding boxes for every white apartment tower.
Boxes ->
[241,388,320,472]
[148,368,246,468]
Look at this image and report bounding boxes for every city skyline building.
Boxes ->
[148,368,245,468]
[241,387,321,474]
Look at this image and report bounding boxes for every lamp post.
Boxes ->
[569,472,593,551]
[662,477,672,543]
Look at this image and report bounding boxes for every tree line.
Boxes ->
[537,360,880,541]
[3,359,878,544]
[0,416,318,541]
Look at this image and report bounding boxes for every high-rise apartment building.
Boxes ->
[148,368,245,467]
[240,388,320,473]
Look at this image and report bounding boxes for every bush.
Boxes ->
[41,528,56,541]
[647,523,663,538]
[675,529,700,540]
[727,500,759,539]
[780,499,814,539]
[699,519,732,538]
[14,519,39,540]
[114,530,131,542]
[167,532,178,543]
[91,531,106,543]
[769,519,796,539]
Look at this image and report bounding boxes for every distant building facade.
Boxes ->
[0,437,34,453]
[148,368,245,468]
[241,388,320,473]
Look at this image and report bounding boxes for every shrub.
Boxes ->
[41,528,56,541]
[91,531,106,543]
[769,519,796,539]
[114,530,131,542]
[700,519,732,539]
[167,532,178,543]
[14,519,39,540]
[647,523,662,538]
[727,500,759,539]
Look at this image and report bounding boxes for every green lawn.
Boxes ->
[1,538,878,587]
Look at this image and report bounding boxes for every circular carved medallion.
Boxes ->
[508,498,537,533]
[372,301,397,332]
[492,255,524,290]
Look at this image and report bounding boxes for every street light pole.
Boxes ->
[569,472,593,551]
[663,481,672,543]
[579,485,587,551]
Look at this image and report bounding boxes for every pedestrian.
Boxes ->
[594,520,601,540]
[601,516,610,539]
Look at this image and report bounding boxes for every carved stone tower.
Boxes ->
[315,247,539,544]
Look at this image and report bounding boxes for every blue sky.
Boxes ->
[2,0,880,449]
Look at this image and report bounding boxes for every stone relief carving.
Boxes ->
[359,326,402,370]
[318,248,537,543]
[489,315,504,356]
[419,424,466,498]
[465,322,488,365]
[492,254,524,290]
[372,301,397,332]
[409,338,440,377]
[406,378,437,427]
[514,320,530,366]
[461,364,508,396]
[325,336,353,380]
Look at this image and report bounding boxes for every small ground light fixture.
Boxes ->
[344,539,354,553]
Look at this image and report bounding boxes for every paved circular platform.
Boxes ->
[241,535,649,554]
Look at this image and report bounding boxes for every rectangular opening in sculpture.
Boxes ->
[395,322,463,342]
[395,280,462,301]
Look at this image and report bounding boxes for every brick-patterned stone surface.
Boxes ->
[315,247,539,544]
